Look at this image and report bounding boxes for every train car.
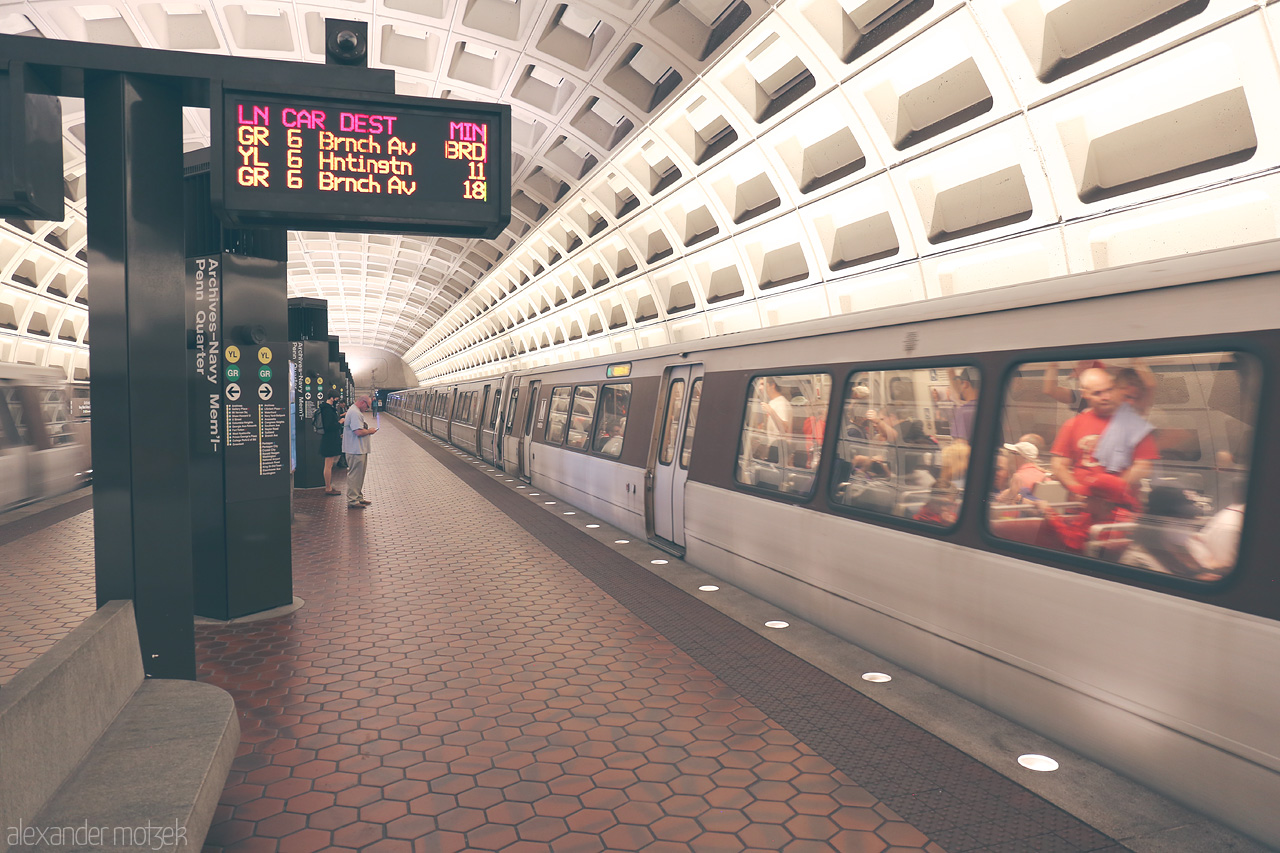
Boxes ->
[0,364,91,511]
[391,256,1280,848]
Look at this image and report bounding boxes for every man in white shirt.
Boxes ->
[343,396,378,508]
[763,378,792,442]
[1186,477,1247,575]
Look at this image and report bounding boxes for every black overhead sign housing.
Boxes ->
[212,84,511,237]
[0,63,64,221]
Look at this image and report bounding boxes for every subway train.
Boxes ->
[0,364,91,511]
[388,256,1280,848]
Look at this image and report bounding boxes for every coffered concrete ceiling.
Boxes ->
[3,1,1279,385]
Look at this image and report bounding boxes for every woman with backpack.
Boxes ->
[317,390,344,495]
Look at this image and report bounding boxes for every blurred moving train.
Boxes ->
[389,257,1280,848]
[0,364,91,511]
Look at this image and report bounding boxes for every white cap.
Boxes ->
[1003,441,1039,461]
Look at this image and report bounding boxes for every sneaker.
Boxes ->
[348,502,366,509]
[359,499,372,506]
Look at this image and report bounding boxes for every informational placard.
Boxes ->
[224,343,291,499]
[212,85,510,237]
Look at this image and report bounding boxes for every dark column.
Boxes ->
[289,299,330,490]
[85,72,194,679]
[185,158,292,620]
[327,336,342,397]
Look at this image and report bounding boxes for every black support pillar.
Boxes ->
[289,298,331,490]
[85,72,194,679]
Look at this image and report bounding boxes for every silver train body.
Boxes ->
[0,364,91,511]
[389,254,1280,847]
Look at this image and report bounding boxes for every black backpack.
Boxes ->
[312,405,325,434]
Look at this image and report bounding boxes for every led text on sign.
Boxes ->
[233,103,487,200]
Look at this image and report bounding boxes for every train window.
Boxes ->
[0,388,27,449]
[0,387,34,447]
[680,379,702,469]
[736,373,833,498]
[70,385,90,420]
[488,390,502,429]
[527,384,542,435]
[505,389,520,435]
[546,386,572,444]
[567,386,598,450]
[37,387,75,447]
[660,380,685,465]
[593,384,630,457]
[829,367,977,527]
[989,353,1259,582]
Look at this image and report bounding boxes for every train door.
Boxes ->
[518,381,540,482]
[501,386,520,473]
[476,385,490,456]
[650,364,704,549]
[487,387,503,465]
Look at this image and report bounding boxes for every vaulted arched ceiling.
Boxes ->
[3,1,1279,385]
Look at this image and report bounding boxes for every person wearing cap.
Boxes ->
[998,438,1047,503]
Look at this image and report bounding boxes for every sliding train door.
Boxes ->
[650,364,703,549]
[518,381,540,482]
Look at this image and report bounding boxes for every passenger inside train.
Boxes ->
[823,366,976,525]
[990,353,1257,581]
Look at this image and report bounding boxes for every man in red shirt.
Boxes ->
[1050,367,1158,498]
[1040,368,1158,552]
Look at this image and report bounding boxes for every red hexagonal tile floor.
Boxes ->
[1,422,1123,852]
[192,426,942,853]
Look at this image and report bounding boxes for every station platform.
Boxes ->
[0,419,1263,853]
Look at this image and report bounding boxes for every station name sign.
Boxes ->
[212,86,510,237]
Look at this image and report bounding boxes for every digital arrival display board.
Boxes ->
[212,86,510,237]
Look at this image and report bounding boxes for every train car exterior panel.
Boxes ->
[1,366,91,511]
[684,480,1280,844]
[403,264,1280,847]
[528,445,647,537]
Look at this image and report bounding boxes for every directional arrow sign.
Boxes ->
[226,382,242,401]
[258,383,273,401]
